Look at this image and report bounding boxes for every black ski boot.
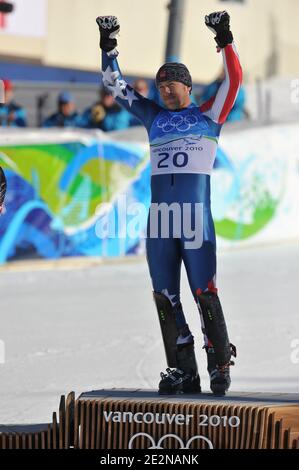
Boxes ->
[158,368,201,395]
[158,343,201,395]
[196,290,236,396]
[205,343,236,396]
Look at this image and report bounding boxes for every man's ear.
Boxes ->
[188,87,192,95]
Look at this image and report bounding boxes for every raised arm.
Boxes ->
[96,16,161,131]
[200,11,242,124]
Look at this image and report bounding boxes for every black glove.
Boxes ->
[0,166,7,208]
[96,16,120,53]
[205,11,233,48]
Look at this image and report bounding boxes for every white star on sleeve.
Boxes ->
[101,66,120,86]
[101,67,138,107]
[105,79,127,99]
[123,87,138,107]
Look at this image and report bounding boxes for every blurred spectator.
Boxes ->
[42,91,80,128]
[200,68,248,122]
[129,79,149,127]
[0,79,27,127]
[78,88,131,131]
[133,78,149,98]
[0,80,4,104]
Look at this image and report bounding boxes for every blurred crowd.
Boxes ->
[0,74,248,131]
[0,79,27,127]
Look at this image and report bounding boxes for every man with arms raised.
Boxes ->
[96,12,242,396]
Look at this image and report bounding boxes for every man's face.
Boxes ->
[134,79,148,98]
[158,80,191,110]
[102,94,115,108]
[60,102,75,116]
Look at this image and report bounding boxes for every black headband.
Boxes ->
[156,62,192,89]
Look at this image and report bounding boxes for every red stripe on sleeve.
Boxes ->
[199,95,216,113]
[218,44,242,124]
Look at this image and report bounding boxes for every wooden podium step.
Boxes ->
[1,389,299,449]
[76,389,299,450]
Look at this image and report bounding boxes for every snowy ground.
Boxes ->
[0,241,299,425]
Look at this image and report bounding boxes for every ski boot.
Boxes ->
[205,343,236,396]
[158,342,201,395]
[196,289,236,396]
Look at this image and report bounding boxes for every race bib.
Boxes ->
[150,136,218,175]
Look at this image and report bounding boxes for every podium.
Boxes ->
[1,389,299,449]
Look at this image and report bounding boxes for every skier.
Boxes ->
[96,11,242,395]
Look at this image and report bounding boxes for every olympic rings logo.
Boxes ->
[156,114,199,133]
[128,433,213,449]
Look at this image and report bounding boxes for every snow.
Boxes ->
[0,241,299,425]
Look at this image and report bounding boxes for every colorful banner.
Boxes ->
[212,124,299,247]
[0,123,299,263]
[0,130,150,263]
